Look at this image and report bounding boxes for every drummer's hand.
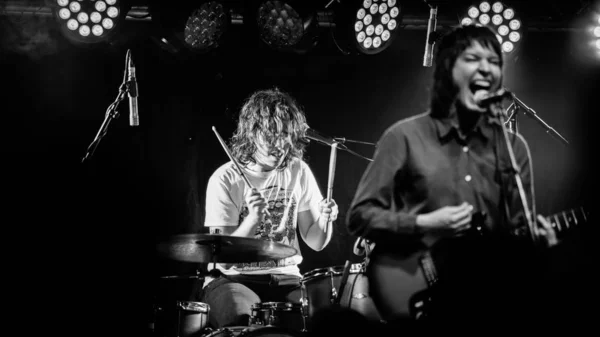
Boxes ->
[318,199,338,230]
[246,188,267,219]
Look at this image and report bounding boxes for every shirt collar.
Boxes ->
[433,112,502,142]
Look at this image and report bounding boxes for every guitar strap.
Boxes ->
[419,250,438,287]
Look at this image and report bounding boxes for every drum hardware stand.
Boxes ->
[333,260,352,306]
[299,282,309,333]
[81,49,135,163]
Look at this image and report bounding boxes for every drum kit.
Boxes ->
[152,234,382,337]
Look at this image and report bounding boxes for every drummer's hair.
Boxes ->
[230,87,308,169]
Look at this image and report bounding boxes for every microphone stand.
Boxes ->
[491,102,538,245]
[509,93,569,146]
[81,50,132,163]
[505,103,518,133]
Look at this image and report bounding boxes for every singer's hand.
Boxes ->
[534,214,558,248]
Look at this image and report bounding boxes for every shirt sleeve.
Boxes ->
[204,166,242,228]
[346,125,418,242]
[297,160,323,222]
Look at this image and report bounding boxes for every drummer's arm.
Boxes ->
[298,209,332,251]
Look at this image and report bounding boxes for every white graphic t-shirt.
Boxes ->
[204,157,323,278]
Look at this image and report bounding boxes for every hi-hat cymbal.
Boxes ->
[156,234,298,263]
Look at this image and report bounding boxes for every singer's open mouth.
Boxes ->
[469,81,491,95]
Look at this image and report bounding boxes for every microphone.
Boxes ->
[476,88,513,106]
[305,127,336,146]
[127,50,139,127]
[423,5,438,67]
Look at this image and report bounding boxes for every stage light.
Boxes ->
[50,0,128,45]
[333,0,402,55]
[459,1,523,55]
[246,0,320,53]
[149,0,231,54]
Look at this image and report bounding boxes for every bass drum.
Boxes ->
[202,326,304,336]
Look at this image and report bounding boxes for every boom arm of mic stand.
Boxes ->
[340,145,373,162]
[512,95,569,146]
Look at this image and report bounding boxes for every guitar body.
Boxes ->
[368,247,432,321]
[366,207,589,322]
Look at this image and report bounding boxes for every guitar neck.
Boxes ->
[546,206,588,235]
[510,206,589,238]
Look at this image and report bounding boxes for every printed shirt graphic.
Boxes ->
[204,158,323,277]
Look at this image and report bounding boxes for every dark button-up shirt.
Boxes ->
[347,111,533,250]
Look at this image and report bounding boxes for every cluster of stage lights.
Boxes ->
[460,1,522,54]
[353,0,400,52]
[54,0,120,42]
[595,16,600,54]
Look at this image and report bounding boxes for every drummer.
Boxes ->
[200,87,339,329]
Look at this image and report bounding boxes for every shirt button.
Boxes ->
[465,175,472,182]
[463,146,469,153]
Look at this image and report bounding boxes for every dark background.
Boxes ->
[1,1,597,335]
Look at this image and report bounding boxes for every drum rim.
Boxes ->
[251,301,302,309]
[301,263,364,282]
[204,325,301,336]
[176,301,210,313]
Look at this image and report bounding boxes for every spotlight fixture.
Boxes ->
[251,0,320,53]
[149,0,231,54]
[334,0,402,55]
[459,1,523,55]
[50,0,127,44]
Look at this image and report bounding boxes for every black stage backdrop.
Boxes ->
[1,12,596,336]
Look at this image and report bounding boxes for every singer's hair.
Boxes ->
[430,25,504,118]
[230,87,308,169]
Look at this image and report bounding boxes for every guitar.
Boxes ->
[366,206,589,322]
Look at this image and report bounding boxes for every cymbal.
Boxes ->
[156,234,298,263]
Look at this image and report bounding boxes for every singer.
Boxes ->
[346,25,558,330]
[198,87,338,329]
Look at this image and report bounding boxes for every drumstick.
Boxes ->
[324,142,339,232]
[212,126,270,217]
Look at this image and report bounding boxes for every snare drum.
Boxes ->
[249,302,306,332]
[301,263,381,325]
[154,301,210,337]
[202,325,303,336]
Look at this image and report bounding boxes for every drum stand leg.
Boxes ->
[300,282,309,333]
[176,303,183,337]
[329,273,338,305]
